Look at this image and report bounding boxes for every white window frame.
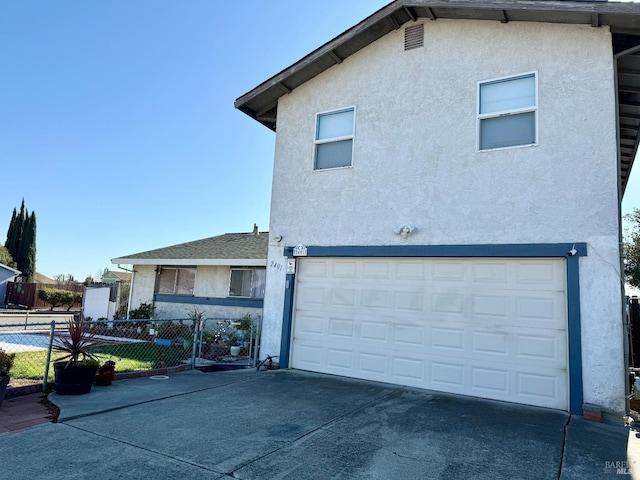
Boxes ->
[477,71,538,152]
[313,106,356,170]
[228,267,266,299]
[155,266,196,295]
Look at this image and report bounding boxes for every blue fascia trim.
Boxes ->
[280,242,586,412]
[154,293,263,308]
[566,255,583,415]
[285,243,587,259]
[279,274,296,368]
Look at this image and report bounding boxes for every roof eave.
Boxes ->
[235,0,640,129]
[111,258,267,267]
[0,263,21,275]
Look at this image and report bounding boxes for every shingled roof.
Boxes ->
[111,231,268,267]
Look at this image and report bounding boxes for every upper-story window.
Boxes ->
[229,267,266,299]
[314,107,355,169]
[156,267,196,295]
[478,72,537,151]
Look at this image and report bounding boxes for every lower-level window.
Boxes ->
[229,268,266,298]
[156,267,196,295]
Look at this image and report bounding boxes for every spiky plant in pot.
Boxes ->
[52,317,104,395]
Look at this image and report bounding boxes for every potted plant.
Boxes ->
[52,317,103,395]
[226,330,241,356]
[95,360,116,386]
[0,348,15,408]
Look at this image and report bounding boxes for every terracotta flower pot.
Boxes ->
[95,369,115,386]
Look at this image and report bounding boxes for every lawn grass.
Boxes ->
[11,342,192,381]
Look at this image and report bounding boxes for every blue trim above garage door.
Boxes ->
[281,243,586,414]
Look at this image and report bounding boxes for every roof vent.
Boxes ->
[404,24,424,51]
[253,223,259,236]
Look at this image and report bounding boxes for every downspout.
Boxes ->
[126,268,135,321]
[115,264,135,320]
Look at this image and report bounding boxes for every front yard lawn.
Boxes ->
[11,342,192,381]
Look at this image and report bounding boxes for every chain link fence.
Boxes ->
[0,314,261,398]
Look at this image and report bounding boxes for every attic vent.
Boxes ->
[404,24,424,51]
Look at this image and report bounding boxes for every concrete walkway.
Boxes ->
[0,369,636,479]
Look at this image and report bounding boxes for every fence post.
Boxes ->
[24,311,29,330]
[190,318,200,369]
[42,321,56,391]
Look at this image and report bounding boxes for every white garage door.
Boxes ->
[291,257,568,410]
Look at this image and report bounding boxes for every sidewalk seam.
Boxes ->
[54,375,260,422]
[65,423,225,475]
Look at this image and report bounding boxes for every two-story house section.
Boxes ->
[236,0,640,420]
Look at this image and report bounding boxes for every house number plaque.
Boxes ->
[293,244,307,257]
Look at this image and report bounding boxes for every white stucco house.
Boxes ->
[111,227,268,320]
[0,263,20,308]
[235,0,640,420]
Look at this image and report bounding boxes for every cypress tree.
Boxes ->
[4,200,36,279]
[20,212,36,280]
[4,208,17,260]
[14,200,26,269]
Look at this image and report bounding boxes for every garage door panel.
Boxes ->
[295,285,327,307]
[328,317,356,338]
[396,261,427,279]
[291,257,568,410]
[299,260,329,277]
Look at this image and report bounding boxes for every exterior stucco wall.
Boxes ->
[154,302,261,322]
[129,265,156,310]
[193,266,230,297]
[262,21,624,414]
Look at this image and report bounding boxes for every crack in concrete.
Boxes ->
[557,414,572,479]
[65,423,225,476]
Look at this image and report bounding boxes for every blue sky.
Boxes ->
[1,0,639,280]
[0,0,389,280]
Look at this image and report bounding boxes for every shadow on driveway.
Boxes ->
[0,369,635,479]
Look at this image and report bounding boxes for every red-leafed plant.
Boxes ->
[53,317,103,368]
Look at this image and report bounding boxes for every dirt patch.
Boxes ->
[38,393,59,423]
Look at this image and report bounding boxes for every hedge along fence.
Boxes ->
[0,316,261,397]
[37,288,83,311]
[5,282,84,310]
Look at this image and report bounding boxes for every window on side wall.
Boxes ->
[229,268,266,299]
[478,72,537,151]
[156,267,196,295]
[314,107,355,170]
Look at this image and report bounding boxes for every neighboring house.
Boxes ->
[32,272,56,284]
[235,0,640,419]
[0,263,20,308]
[111,227,268,320]
[100,269,132,284]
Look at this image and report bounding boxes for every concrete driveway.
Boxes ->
[0,369,636,479]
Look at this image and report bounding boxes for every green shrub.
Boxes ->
[37,288,81,311]
[0,348,15,378]
[156,321,191,340]
[129,302,156,319]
